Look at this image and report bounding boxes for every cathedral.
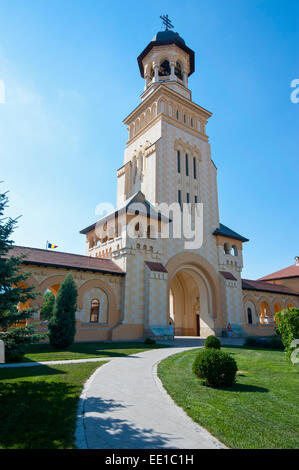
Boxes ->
[7,26,299,340]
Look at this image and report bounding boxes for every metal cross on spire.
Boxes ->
[160,14,174,31]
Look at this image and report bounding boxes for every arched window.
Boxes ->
[159,60,171,77]
[176,110,179,120]
[190,118,194,127]
[90,299,100,323]
[175,61,182,80]
[247,308,253,324]
[135,222,140,235]
[232,245,238,256]
[224,243,231,255]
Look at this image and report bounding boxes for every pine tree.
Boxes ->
[48,274,78,349]
[0,189,37,329]
[40,291,55,320]
[0,187,43,361]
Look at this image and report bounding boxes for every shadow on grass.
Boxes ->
[0,364,65,380]
[0,378,77,448]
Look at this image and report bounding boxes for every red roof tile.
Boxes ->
[145,261,168,273]
[259,264,299,281]
[242,279,299,296]
[4,246,124,275]
[219,271,237,281]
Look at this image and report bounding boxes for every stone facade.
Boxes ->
[8,29,299,340]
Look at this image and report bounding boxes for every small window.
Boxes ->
[184,114,186,124]
[178,190,182,206]
[186,193,190,203]
[193,157,197,179]
[194,195,198,203]
[191,118,194,127]
[177,151,181,173]
[90,299,100,323]
[247,308,253,324]
[176,110,179,120]
[185,154,189,176]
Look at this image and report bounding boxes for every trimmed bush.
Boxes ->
[193,348,237,388]
[204,335,221,350]
[144,337,156,345]
[48,274,78,349]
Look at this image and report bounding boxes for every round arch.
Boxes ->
[166,252,223,335]
[78,278,120,327]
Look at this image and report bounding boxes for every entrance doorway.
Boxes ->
[169,266,213,337]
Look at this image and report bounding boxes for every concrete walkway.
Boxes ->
[75,346,226,449]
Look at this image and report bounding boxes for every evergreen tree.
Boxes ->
[0,187,43,361]
[48,274,77,349]
[40,291,55,320]
[0,189,37,329]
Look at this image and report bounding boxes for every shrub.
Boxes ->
[193,348,237,388]
[275,307,299,360]
[204,335,221,350]
[0,325,44,362]
[48,274,78,349]
[40,291,55,321]
[144,337,156,345]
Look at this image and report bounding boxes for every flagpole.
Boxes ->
[46,240,48,250]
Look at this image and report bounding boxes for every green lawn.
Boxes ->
[19,341,166,363]
[158,347,299,449]
[0,362,104,449]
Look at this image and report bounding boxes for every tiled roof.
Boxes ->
[242,278,299,296]
[4,246,125,276]
[80,191,170,235]
[219,271,237,281]
[259,264,299,281]
[145,261,168,273]
[213,223,249,242]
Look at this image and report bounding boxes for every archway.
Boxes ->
[168,265,215,337]
[166,252,223,337]
[260,301,272,324]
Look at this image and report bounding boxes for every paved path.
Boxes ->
[75,346,226,449]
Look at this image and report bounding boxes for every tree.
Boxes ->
[0,187,42,361]
[48,274,77,349]
[40,291,55,321]
[275,307,299,362]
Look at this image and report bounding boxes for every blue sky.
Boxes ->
[0,0,298,279]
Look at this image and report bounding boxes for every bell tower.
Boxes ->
[137,23,195,102]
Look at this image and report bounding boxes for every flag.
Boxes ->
[47,242,58,249]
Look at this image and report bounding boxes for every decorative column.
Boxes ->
[153,63,159,82]
[170,62,176,80]
[183,71,188,87]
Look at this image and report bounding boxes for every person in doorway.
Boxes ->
[227,322,232,337]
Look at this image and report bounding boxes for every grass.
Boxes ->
[18,341,166,363]
[0,362,104,449]
[158,346,299,449]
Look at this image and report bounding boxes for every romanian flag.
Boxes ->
[47,242,58,249]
